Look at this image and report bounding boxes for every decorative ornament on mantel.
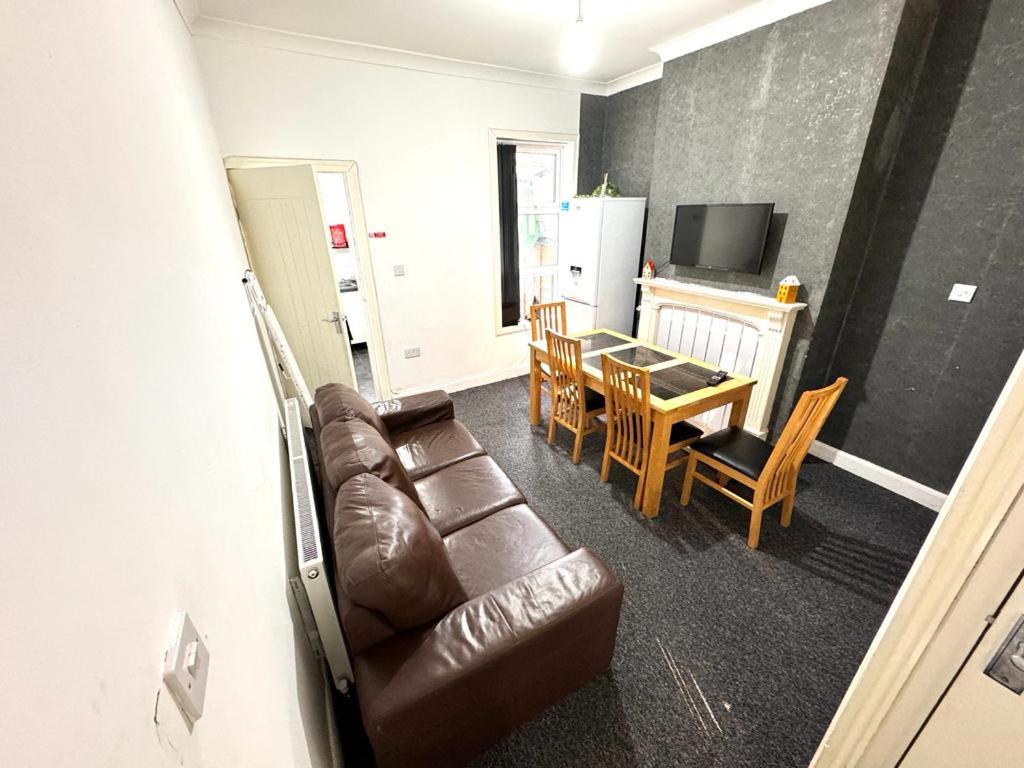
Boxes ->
[776,274,801,304]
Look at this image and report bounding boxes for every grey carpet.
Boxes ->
[446,376,935,768]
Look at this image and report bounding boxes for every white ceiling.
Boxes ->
[193,0,768,84]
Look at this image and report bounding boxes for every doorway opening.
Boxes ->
[225,157,390,402]
[315,169,377,399]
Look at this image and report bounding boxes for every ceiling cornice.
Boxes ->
[652,0,834,64]
[188,16,609,95]
[180,0,835,97]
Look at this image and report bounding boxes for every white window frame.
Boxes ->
[488,129,577,336]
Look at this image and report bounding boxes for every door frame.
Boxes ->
[812,349,1024,766]
[224,155,393,399]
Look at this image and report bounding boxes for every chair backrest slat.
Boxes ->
[530,301,567,343]
[547,330,587,427]
[601,354,651,473]
[761,377,848,498]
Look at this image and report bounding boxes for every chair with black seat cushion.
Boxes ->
[546,330,605,464]
[680,377,847,549]
[600,354,702,509]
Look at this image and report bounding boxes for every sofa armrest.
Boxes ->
[354,548,623,767]
[374,390,454,435]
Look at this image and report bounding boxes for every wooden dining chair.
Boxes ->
[529,300,567,344]
[680,377,848,549]
[530,300,567,396]
[546,330,605,464]
[600,354,703,509]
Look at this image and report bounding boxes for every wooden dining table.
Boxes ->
[529,328,756,518]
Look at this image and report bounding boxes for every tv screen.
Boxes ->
[669,203,774,274]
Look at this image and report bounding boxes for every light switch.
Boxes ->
[162,612,210,723]
[948,283,977,303]
[393,264,406,277]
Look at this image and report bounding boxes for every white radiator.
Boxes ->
[655,305,762,434]
[285,397,354,692]
[635,279,806,438]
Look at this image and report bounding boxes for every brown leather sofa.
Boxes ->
[310,383,624,767]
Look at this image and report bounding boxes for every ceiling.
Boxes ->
[193,0,767,84]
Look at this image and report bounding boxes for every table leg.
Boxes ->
[728,383,752,428]
[641,411,672,518]
[529,347,541,427]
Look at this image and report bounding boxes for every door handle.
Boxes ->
[322,311,346,335]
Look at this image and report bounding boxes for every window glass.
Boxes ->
[516,152,557,206]
[518,214,558,269]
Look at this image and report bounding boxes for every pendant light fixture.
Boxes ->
[562,0,597,75]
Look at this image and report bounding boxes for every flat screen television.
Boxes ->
[669,203,774,274]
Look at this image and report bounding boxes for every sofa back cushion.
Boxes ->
[315,383,390,442]
[334,473,465,630]
[320,418,420,505]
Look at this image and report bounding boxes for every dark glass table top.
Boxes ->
[605,345,675,367]
[649,362,730,400]
[577,331,629,354]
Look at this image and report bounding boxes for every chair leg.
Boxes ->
[781,492,795,527]
[600,431,613,482]
[546,411,557,444]
[680,452,698,506]
[571,429,584,464]
[717,471,730,488]
[747,502,764,549]
[632,467,647,510]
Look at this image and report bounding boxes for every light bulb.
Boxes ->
[561,20,597,75]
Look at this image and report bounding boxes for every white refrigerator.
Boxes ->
[558,197,647,335]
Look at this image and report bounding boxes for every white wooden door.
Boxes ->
[902,571,1024,767]
[227,165,355,392]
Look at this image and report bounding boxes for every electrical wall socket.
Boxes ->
[948,283,977,303]
[393,264,406,277]
[404,347,421,359]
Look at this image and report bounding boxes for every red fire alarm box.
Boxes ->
[329,224,349,249]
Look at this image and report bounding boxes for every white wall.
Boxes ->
[193,35,581,394]
[0,2,330,766]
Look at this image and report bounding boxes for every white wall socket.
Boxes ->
[162,612,210,723]
[404,347,421,359]
[948,283,977,303]
[393,264,406,276]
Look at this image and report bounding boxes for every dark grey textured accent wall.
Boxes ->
[577,81,661,198]
[645,0,908,431]
[820,0,1024,491]
[577,94,606,195]
[598,80,660,198]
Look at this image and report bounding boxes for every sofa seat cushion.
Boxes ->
[334,473,466,630]
[320,418,420,504]
[443,504,569,599]
[414,455,526,536]
[392,419,485,481]
[315,383,391,441]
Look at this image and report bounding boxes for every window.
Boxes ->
[516,148,561,316]
[494,136,574,330]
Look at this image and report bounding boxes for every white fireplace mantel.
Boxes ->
[634,277,806,437]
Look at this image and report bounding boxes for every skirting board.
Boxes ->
[809,440,947,512]
[392,364,529,398]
